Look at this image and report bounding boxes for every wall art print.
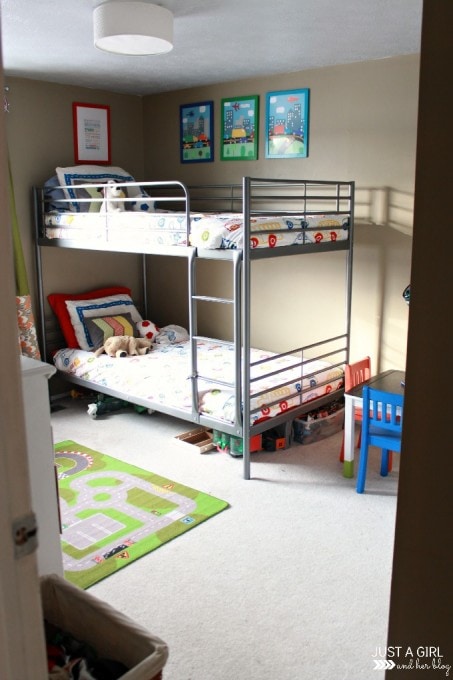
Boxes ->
[265,89,309,159]
[180,101,214,163]
[220,95,259,161]
[73,102,111,165]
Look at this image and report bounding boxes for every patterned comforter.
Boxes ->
[44,211,349,250]
[54,339,344,425]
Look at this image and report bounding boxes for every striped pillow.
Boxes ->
[85,313,138,351]
[65,294,143,350]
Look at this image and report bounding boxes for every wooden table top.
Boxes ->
[347,369,406,399]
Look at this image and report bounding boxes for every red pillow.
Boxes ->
[48,286,132,348]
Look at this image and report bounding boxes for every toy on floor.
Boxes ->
[87,395,130,418]
[87,394,151,418]
[93,335,152,358]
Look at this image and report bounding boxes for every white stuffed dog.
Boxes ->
[94,335,152,358]
[100,180,126,212]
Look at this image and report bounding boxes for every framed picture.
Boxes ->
[73,102,111,164]
[265,89,310,159]
[220,95,259,161]
[180,101,214,163]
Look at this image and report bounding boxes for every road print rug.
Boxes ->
[55,440,228,589]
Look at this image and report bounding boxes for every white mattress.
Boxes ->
[54,339,344,426]
[44,210,349,250]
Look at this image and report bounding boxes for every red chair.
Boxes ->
[340,356,393,472]
[339,357,371,462]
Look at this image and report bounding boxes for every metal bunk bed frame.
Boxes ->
[33,176,354,480]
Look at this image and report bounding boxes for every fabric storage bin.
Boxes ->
[41,573,168,679]
[293,406,345,445]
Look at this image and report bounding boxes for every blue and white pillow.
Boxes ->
[44,175,71,213]
[65,293,143,350]
[54,165,154,213]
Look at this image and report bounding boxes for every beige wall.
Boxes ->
[5,78,146,328]
[5,54,419,371]
[143,55,418,369]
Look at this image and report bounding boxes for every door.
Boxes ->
[0,47,48,678]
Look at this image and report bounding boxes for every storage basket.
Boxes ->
[41,573,168,679]
[293,406,345,445]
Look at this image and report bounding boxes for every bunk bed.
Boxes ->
[33,173,354,479]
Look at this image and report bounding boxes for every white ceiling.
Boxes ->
[0,0,423,96]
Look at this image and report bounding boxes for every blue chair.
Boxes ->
[356,386,404,493]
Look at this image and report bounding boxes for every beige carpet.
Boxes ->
[51,395,399,680]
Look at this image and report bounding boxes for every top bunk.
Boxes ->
[33,166,355,260]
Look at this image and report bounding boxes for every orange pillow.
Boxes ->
[48,286,132,348]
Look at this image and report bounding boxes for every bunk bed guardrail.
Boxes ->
[33,176,354,479]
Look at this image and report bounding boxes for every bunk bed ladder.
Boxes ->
[344,182,355,366]
[242,177,252,479]
[188,249,243,431]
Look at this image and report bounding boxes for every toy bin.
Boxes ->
[293,406,344,445]
[229,434,262,457]
[212,429,231,452]
[41,573,169,679]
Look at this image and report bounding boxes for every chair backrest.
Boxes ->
[345,356,371,392]
[362,385,404,451]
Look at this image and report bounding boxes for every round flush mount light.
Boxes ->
[94,1,173,56]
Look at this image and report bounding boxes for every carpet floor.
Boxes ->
[55,439,228,589]
[51,395,399,680]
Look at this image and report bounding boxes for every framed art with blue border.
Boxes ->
[180,101,214,163]
[265,89,309,159]
[220,95,259,161]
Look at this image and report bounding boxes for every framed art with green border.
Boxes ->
[180,101,214,163]
[265,89,309,159]
[220,95,259,161]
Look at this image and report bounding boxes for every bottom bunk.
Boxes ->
[52,336,346,472]
[54,338,344,424]
[38,278,349,478]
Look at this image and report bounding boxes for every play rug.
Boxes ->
[54,440,229,589]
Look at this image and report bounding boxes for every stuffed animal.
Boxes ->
[100,180,126,212]
[136,320,189,345]
[94,335,152,358]
[136,319,160,341]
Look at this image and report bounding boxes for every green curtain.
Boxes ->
[9,156,41,359]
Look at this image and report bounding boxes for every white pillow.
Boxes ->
[155,325,189,345]
[56,165,154,213]
[65,293,143,350]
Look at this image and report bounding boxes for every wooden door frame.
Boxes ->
[0,47,47,679]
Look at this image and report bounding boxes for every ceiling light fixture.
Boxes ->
[93,1,173,56]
